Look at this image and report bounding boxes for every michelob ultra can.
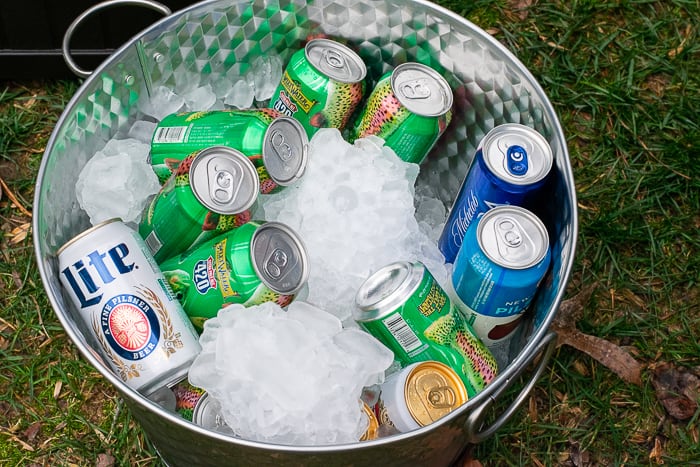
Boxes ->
[351,62,453,164]
[158,221,309,331]
[452,205,551,368]
[139,146,259,263]
[269,38,367,137]
[57,219,201,396]
[438,123,553,263]
[375,361,468,432]
[353,261,497,397]
[149,110,308,193]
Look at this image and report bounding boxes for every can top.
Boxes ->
[481,123,553,185]
[262,117,309,186]
[57,217,122,256]
[405,361,468,426]
[189,146,259,215]
[192,393,236,435]
[250,222,309,295]
[353,261,425,321]
[305,38,367,83]
[390,62,453,117]
[359,401,379,441]
[477,205,550,270]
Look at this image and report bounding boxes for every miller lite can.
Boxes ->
[58,219,202,396]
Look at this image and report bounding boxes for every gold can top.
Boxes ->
[359,401,379,441]
[404,361,468,426]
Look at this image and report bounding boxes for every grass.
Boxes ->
[1,0,699,465]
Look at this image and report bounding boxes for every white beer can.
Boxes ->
[57,219,201,396]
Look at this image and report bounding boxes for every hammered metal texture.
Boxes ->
[34,1,576,465]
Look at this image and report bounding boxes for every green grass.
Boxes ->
[1,0,699,465]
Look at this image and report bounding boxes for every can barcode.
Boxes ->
[383,314,422,353]
[154,126,188,144]
[144,230,163,255]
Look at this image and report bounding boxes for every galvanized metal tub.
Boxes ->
[33,0,578,465]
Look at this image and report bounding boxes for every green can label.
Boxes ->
[354,261,497,397]
[269,39,367,137]
[351,63,453,164]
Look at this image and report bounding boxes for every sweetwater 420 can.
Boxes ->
[158,221,309,331]
[57,219,201,396]
[350,62,453,164]
[354,261,498,397]
[149,110,308,193]
[375,360,468,432]
[269,38,367,137]
[139,146,259,263]
[452,205,551,368]
[438,123,553,263]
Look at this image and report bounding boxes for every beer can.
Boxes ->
[351,62,453,164]
[438,123,553,263]
[452,205,551,368]
[57,219,201,396]
[376,361,468,432]
[359,401,380,441]
[353,261,498,398]
[171,378,206,421]
[149,110,308,194]
[139,146,259,262]
[171,379,236,435]
[269,38,367,137]
[158,221,309,331]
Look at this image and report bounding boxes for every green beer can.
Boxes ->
[353,261,497,397]
[350,62,453,164]
[158,221,309,331]
[149,110,308,193]
[139,146,259,263]
[269,38,367,137]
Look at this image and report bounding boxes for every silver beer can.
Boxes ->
[57,219,202,396]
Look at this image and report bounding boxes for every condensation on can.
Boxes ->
[189,146,260,215]
[377,361,468,433]
[261,117,309,187]
[250,221,309,295]
[57,219,202,396]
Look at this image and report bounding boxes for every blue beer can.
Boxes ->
[451,205,550,367]
[438,123,553,263]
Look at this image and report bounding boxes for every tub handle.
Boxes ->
[62,0,172,78]
[463,331,557,444]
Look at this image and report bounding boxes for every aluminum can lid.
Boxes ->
[353,261,424,321]
[404,361,468,426]
[390,62,453,117]
[192,393,236,435]
[262,117,309,185]
[189,146,259,215]
[250,222,309,295]
[477,205,549,270]
[481,123,553,185]
[305,38,367,83]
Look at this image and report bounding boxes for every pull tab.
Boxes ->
[495,217,523,260]
[323,48,346,69]
[265,248,289,279]
[427,386,457,409]
[399,78,432,100]
[506,145,529,176]
[270,130,293,162]
[207,160,239,204]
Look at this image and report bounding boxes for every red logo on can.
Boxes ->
[109,303,151,351]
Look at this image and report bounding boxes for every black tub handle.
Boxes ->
[62,0,172,78]
[463,331,557,444]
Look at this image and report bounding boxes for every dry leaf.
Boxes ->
[97,452,116,467]
[649,436,665,464]
[651,362,700,421]
[24,422,41,442]
[552,284,643,386]
[9,222,31,244]
[508,0,533,20]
